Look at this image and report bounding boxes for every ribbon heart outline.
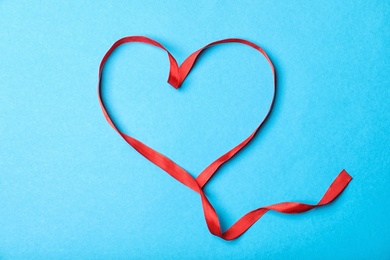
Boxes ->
[98,36,352,240]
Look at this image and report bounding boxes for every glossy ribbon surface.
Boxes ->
[98,36,352,240]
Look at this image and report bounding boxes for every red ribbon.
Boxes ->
[98,36,352,240]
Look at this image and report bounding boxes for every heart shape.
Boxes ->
[98,36,352,240]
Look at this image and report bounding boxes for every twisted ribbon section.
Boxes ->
[98,36,352,240]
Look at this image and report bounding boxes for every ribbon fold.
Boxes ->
[98,36,352,240]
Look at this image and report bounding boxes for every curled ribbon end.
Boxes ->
[340,169,353,182]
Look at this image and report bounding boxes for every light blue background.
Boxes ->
[0,1,389,259]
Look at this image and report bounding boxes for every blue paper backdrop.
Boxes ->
[0,1,389,259]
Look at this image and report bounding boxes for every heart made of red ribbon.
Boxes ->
[98,36,352,240]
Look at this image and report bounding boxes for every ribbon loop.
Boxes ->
[98,36,352,240]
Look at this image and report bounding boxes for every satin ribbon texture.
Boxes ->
[98,36,352,240]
